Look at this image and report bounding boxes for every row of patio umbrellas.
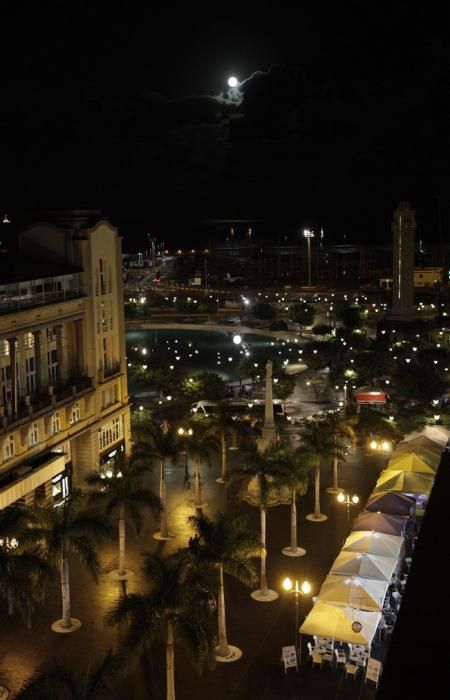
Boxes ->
[300,428,448,646]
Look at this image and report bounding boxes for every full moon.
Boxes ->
[233,334,242,345]
[228,76,238,88]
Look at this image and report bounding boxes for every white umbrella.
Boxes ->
[300,601,381,646]
[342,530,403,559]
[317,574,387,611]
[330,550,397,582]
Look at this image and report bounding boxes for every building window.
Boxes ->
[47,327,57,342]
[3,434,15,460]
[70,402,81,425]
[99,416,122,451]
[51,411,61,435]
[102,387,115,408]
[28,421,39,447]
[24,332,34,349]
[26,356,36,394]
[99,258,106,295]
[48,349,58,385]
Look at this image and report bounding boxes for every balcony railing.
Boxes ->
[0,376,93,430]
[0,287,88,316]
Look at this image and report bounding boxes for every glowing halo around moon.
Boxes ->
[228,76,238,88]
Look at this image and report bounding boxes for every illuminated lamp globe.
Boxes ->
[233,334,242,345]
[228,76,238,88]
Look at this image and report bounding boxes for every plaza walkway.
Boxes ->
[0,439,391,699]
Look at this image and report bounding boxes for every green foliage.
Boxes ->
[85,452,161,534]
[338,305,362,329]
[187,511,261,585]
[302,340,335,370]
[181,372,227,401]
[289,303,314,327]
[273,370,295,400]
[312,324,333,337]
[251,302,276,321]
[105,551,216,672]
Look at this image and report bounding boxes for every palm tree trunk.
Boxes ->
[221,431,227,481]
[332,454,339,491]
[60,541,71,628]
[118,506,126,576]
[194,458,202,507]
[217,563,230,657]
[260,507,268,595]
[7,587,14,615]
[166,620,176,700]
[314,465,321,517]
[160,458,169,537]
[290,488,297,550]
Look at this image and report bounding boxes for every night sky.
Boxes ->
[2,4,450,248]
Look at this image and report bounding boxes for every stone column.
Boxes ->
[388,201,416,321]
[33,330,43,394]
[17,334,27,401]
[55,324,66,384]
[8,337,17,415]
[74,320,84,377]
[259,360,277,452]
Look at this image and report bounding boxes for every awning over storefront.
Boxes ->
[354,390,387,404]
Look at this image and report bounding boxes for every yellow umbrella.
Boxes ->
[391,445,440,470]
[386,452,437,474]
[374,469,434,495]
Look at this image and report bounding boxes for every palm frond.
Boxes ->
[70,536,101,582]
[173,613,216,672]
[15,659,78,699]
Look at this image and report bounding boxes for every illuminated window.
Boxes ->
[70,402,81,425]
[51,412,61,435]
[99,416,122,450]
[3,434,15,460]
[28,421,39,447]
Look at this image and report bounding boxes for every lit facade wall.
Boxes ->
[0,219,131,508]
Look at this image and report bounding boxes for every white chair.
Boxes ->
[321,651,334,668]
[311,651,323,670]
[307,641,313,657]
[345,662,359,679]
[335,648,346,669]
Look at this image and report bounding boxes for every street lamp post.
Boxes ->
[282,577,311,666]
[178,427,193,487]
[337,491,359,521]
[303,229,315,287]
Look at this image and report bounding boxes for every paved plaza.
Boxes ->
[1,436,391,699]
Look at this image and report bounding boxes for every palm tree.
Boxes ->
[323,411,356,493]
[85,454,161,580]
[298,420,336,522]
[184,419,217,509]
[206,402,239,484]
[276,450,312,557]
[231,448,291,601]
[15,650,129,699]
[25,488,112,633]
[145,420,180,540]
[0,505,51,625]
[188,511,261,661]
[105,550,216,700]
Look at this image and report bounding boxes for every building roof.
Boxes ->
[0,253,81,285]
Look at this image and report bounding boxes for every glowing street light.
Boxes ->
[282,577,312,665]
[337,492,359,520]
[303,229,315,287]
